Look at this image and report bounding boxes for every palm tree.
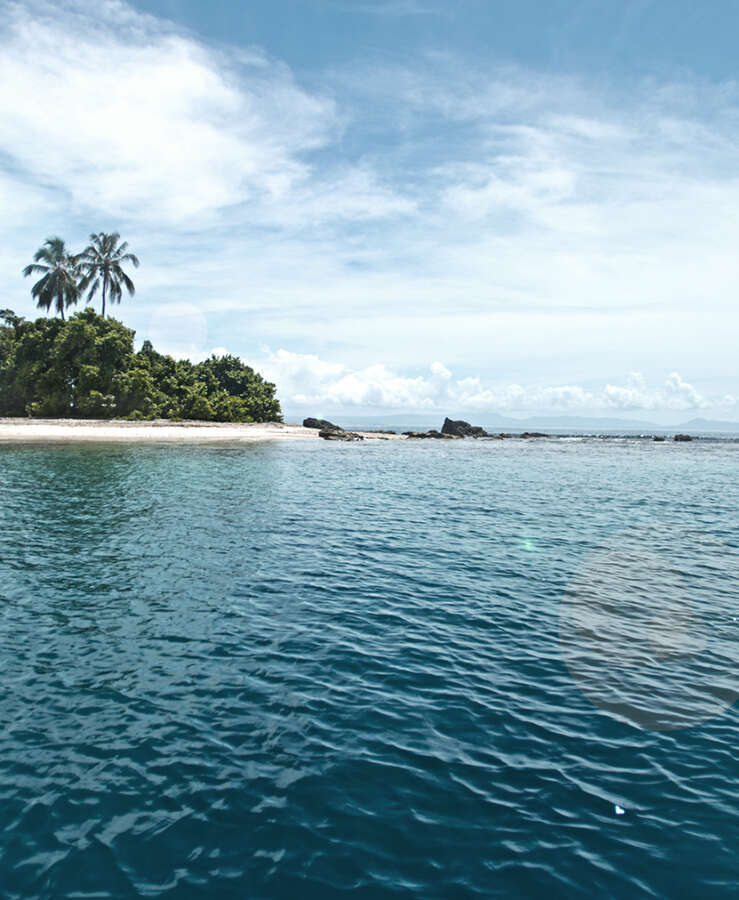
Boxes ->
[22,237,81,320]
[77,232,140,318]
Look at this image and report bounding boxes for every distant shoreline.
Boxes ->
[0,418,734,445]
[0,418,406,443]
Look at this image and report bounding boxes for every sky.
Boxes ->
[1,0,738,423]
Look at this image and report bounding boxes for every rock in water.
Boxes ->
[674,434,693,442]
[440,417,489,438]
[319,430,364,441]
[304,417,341,432]
[403,430,456,439]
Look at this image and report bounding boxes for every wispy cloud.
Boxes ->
[0,0,414,231]
[0,0,339,224]
[1,0,738,417]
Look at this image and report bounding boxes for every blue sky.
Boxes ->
[1,0,738,421]
[134,0,739,82]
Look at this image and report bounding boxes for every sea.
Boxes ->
[0,436,737,898]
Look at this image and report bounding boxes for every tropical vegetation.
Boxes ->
[22,237,80,320]
[77,232,140,318]
[0,308,282,421]
[23,232,139,319]
[5,233,281,421]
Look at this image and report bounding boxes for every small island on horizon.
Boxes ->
[2,233,730,443]
[2,232,282,425]
[0,307,711,444]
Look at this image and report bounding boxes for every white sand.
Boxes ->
[0,418,405,443]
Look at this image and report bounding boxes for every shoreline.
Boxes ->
[0,418,406,443]
[0,418,732,444]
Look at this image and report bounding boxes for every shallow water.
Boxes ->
[0,438,737,898]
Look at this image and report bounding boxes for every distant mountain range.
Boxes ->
[299,412,739,434]
[678,417,739,432]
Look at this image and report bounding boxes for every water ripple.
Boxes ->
[0,439,737,897]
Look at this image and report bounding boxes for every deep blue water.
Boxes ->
[0,438,737,898]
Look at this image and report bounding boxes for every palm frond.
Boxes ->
[35,237,67,262]
[80,274,101,298]
[23,263,50,277]
[31,274,52,296]
[119,271,136,296]
[76,232,139,315]
[24,236,82,318]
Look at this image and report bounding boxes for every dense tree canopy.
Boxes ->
[0,308,282,422]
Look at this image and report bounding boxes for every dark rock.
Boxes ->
[440,417,489,438]
[319,429,363,441]
[653,436,666,442]
[674,434,693,442]
[304,417,341,431]
[519,432,548,438]
[403,430,456,439]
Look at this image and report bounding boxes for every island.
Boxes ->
[0,307,281,423]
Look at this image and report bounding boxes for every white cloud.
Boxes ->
[145,302,208,358]
[662,371,707,410]
[256,351,736,416]
[600,371,733,412]
[1,0,739,415]
[0,0,408,226]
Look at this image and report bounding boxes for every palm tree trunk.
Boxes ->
[59,289,65,321]
[102,278,107,318]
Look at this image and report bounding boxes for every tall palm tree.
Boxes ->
[22,237,81,320]
[77,232,140,318]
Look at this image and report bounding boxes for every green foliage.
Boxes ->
[22,237,80,320]
[0,309,282,422]
[23,233,138,320]
[77,232,140,318]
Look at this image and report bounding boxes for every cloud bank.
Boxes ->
[258,351,736,416]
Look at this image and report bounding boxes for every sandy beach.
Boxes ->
[0,418,405,443]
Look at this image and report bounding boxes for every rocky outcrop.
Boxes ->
[304,417,341,432]
[403,429,457,439]
[440,417,488,438]
[653,436,666,442]
[403,424,551,440]
[674,434,693,442]
[319,429,363,441]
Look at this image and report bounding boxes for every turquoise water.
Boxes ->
[0,438,737,898]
